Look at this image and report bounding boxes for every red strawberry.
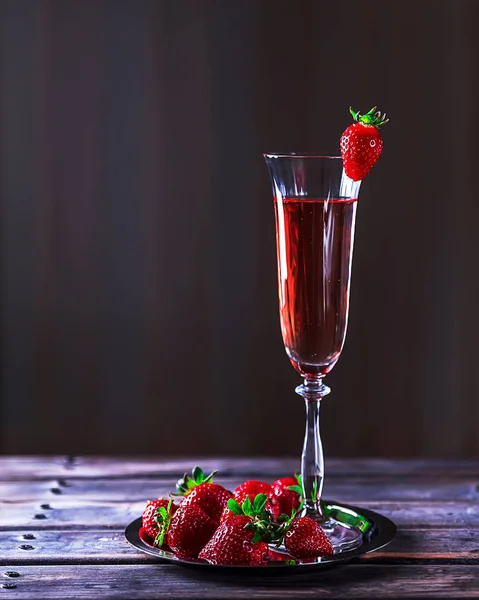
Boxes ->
[221,480,277,522]
[235,480,279,519]
[219,501,280,524]
[340,106,388,181]
[219,504,232,523]
[234,480,271,503]
[268,548,293,562]
[139,526,155,545]
[180,483,232,523]
[168,504,218,557]
[199,514,269,566]
[284,516,334,559]
[269,477,301,518]
[176,467,232,523]
[141,498,176,543]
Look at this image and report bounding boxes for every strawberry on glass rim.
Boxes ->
[340,106,389,181]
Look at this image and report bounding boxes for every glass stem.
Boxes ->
[296,378,330,520]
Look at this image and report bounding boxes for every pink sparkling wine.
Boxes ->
[274,197,357,378]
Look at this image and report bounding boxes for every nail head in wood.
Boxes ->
[63,455,77,469]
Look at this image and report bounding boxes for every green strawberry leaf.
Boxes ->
[154,497,173,548]
[202,470,216,485]
[349,106,389,127]
[253,493,268,514]
[175,467,217,495]
[175,473,193,495]
[242,496,254,517]
[227,498,243,515]
[251,531,262,545]
[192,466,204,484]
[287,485,303,495]
[155,527,167,547]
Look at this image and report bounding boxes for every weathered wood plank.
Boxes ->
[2,476,479,503]
[0,499,141,529]
[1,456,478,481]
[362,501,479,529]
[364,528,479,563]
[0,528,477,566]
[2,457,299,481]
[0,564,478,598]
[0,529,136,565]
[0,457,477,598]
[0,529,149,565]
[2,499,479,530]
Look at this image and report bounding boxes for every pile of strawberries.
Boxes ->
[140,467,333,566]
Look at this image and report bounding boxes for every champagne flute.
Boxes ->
[264,154,362,552]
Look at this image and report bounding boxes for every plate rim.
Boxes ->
[124,500,397,571]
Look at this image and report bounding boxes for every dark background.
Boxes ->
[1,0,478,457]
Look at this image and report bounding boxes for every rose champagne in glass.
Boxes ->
[264,154,362,552]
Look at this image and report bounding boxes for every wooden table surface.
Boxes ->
[1,456,478,599]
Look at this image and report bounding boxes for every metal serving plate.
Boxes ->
[125,501,396,571]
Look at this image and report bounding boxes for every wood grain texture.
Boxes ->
[3,499,479,530]
[0,564,478,599]
[1,456,478,480]
[0,528,477,566]
[3,475,479,502]
[1,457,478,599]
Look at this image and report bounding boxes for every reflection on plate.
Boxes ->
[125,501,396,571]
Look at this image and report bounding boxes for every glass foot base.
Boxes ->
[320,518,363,553]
